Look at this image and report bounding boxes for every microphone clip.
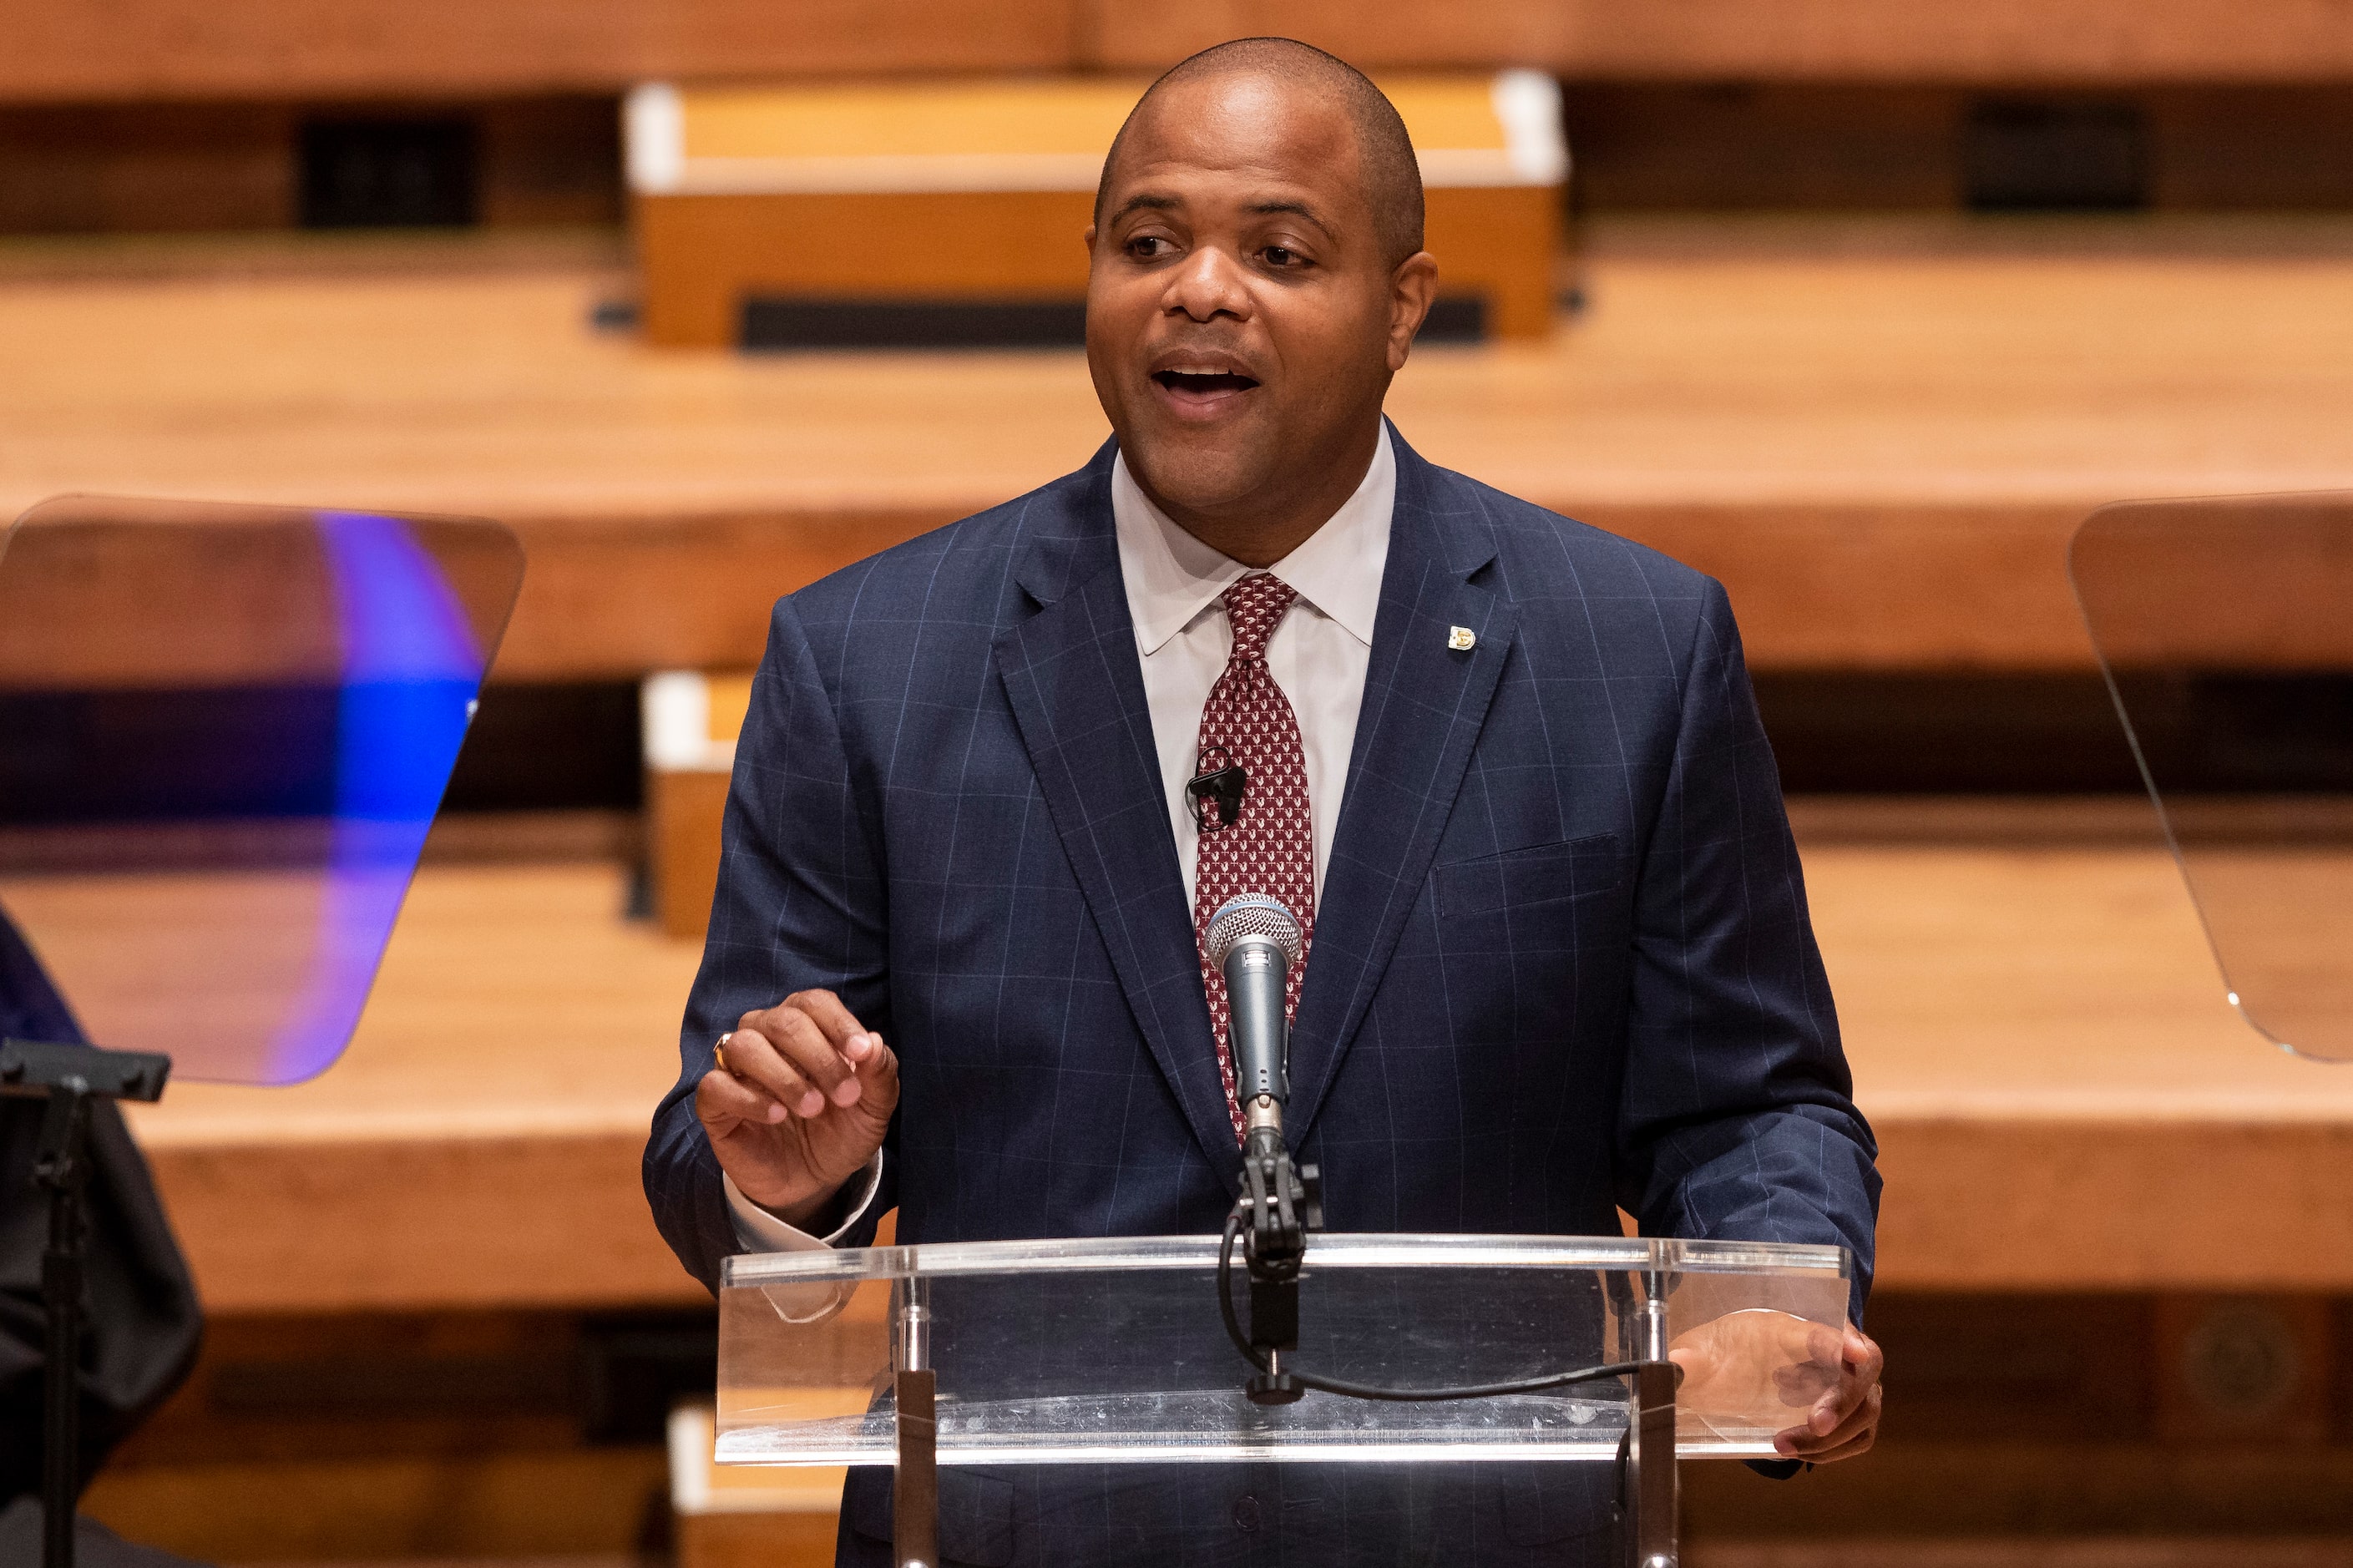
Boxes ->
[1187,746,1247,833]
[1238,1100,1322,1406]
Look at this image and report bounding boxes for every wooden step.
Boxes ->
[37,802,2350,1313]
[8,219,2352,678]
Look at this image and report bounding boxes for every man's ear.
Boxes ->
[1386,251,1440,372]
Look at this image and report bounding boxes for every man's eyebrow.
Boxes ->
[1110,193,1181,222]
[1246,199,1332,230]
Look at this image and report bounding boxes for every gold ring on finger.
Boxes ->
[715,1032,736,1075]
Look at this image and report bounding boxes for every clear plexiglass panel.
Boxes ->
[2072,492,2353,1061]
[718,1233,1851,1466]
[0,495,523,1084]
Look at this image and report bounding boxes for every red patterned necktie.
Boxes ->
[1190,572,1317,1141]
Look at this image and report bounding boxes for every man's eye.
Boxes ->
[1263,245,1303,268]
[1129,235,1171,259]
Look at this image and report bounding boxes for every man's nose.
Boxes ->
[1164,245,1252,322]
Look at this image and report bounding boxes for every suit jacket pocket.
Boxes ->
[1434,832,1622,920]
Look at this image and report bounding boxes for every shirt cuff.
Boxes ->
[723,1154,884,1253]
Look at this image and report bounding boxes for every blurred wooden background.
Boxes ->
[8,0,2353,1561]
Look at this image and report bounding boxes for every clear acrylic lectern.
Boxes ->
[717,1232,1852,1567]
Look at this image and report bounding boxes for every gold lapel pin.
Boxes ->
[1447,625,1476,651]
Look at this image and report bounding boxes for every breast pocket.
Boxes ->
[1424,831,1628,1045]
[1433,832,1623,922]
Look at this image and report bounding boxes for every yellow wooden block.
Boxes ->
[628,72,1564,346]
[676,79,1141,173]
[670,1404,844,1568]
[642,670,756,938]
[706,670,754,745]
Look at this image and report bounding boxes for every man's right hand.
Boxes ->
[696,989,899,1230]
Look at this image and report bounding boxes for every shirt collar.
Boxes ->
[1111,425,1394,656]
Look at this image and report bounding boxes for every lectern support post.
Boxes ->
[3,1039,174,1568]
[893,1274,939,1568]
[1625,1269,1679,1568]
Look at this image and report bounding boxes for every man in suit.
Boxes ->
[647,37,1882,1565]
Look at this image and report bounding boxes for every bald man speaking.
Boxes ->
[647,38,1881,1566]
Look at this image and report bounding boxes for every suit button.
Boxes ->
[1232,1493,1261,1532]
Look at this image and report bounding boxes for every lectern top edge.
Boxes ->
[720,1231,1851,1287]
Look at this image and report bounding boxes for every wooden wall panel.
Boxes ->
[519,500,2107,686]
[1874,1119,2353,1291]
[1561,0,2353,83]
[494,511,955,680]
[1081,0,1575,73]
[87,1449,674,1562]
[1559,85,1963,210]
[1582,503,2102,671]
[0,105,292,231]
[491,501,2107,683]
[11,0,2353,104]
[0,0,1080,104]
[1084,0,2353,83]
[146,1130,707,1312]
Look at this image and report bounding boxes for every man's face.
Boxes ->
[1085,72,1421,523]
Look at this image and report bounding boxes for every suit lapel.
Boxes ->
[993,449,1243,1182]
[1287,432,1516,1141]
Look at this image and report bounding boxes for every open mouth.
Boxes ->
[1151,369,1260,398]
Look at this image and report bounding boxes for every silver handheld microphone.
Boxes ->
[1206,893,1304,1120]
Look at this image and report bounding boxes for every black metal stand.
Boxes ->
[1236,1119,1321,1407]
[2,1039,172,1568]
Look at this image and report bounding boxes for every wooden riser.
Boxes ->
[83,1449,669,1562]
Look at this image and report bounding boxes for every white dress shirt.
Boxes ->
[1116,427,1394,908]
[725,428,1398,1250]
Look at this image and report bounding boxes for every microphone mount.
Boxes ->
[1236,1090,1322,1405]
[1204,893,1321,1405]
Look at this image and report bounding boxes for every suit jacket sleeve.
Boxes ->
[1612,578,1880,1324]
[643,596,900,1294]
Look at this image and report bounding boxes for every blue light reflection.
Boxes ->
[264,511,485,1082]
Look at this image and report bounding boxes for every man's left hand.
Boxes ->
[1771,1323,1881,1463]
[1667,1315,1882,1464]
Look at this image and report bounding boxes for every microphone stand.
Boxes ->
[1204,888,1683,1564]
[2,1039,174,1568]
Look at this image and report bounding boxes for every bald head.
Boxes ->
[1095,38,1425,269]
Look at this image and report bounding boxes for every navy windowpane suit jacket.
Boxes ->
[645,427,1879,1566]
